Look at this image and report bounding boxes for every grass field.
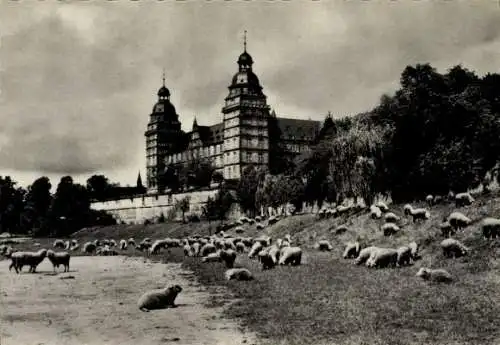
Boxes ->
[2,193,500,345]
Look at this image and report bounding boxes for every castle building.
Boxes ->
[145,35,322,193]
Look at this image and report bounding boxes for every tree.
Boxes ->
[237,165,261,217]
[86,175,111,201]
[21,176,52,235]
[0,176,26,234]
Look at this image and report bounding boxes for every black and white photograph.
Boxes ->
[1,0,500,344]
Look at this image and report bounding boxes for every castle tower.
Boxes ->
[145,73,182,192]
[221,31,271,180]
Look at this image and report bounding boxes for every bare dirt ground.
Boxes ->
[0,256,257,345]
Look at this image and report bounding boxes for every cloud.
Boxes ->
[0,0,499,187]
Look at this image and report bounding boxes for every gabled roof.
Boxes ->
[276,117,322,140]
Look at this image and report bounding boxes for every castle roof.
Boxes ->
[276,117,322,140]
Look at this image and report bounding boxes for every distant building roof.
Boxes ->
[276,117,322,140]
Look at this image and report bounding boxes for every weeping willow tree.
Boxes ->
[328,122,386,206]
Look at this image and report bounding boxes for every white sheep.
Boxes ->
[256,223,265,230]
[202,252,221,263]
[119,239,127,250]
[82,242,96,254]
[71,239,78,246]
[381,223,400,236]
[396,246,412,267]
[384,212,400,223]
[440,221,454,238]
[46,250,70,273]
[248,242,263,259]
[408,241,419,261]
[149,240,168,255]
[224,239,237,251]
[403,204,413,216]
[258,251,276,270]
[64,241,70,250]
[234,226,244,234]
[53,239,65,249]
[235,242,246,253]
[375,201,389,213]
[370,205,382,219]
[426,194,434,207]
[225,268,254,281]
[354,246,379,265]
[128,238,136,247]
[337,205,351,215]
[447,212,471,231]
[200,243,217,257]
[342,242,360,259]
[366,248,398,269]
[441,238,468,258]
[481,217,500,239]
[409,207,430,223]
[183,244,193,257]
[9,249,48,274]
[191,242,201,256]
[334,225,348,235]
[268,215,279,225]
[109,239,117,247]
[455,192,475,207]
[138,285,182,312]
[416,267,453,283]
[315,240,333,252]
[278,246,302,266]
[220,249,237,268]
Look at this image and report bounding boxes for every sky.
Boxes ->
[1,0,499,191]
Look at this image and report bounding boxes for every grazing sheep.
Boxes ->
[102,239,110,246]
[268,216,279,225]
[278,246,302,266]
[223,240,236,251]
[9,249,48,274]
[53,239,65,249]
[119,239,127,250]
[225,268,254,281]
[354,246,379,265]
[64,241,70,250]
[334,225,348,235]
[256,223,265,230]
[220,249,237,268]
[248,242,263,259]
[337,205,351,215]
[426,194,434,207]
[396,246,412,267]
[256,236,272,247]
[234,226,244,234]
[191,242,201,257]
[183,244,193,257]
[138,285,183,312]
[46,250,70,273]
[447,212,471,231]
[481,217,500,239]
[343,242,360,259]
[370,205,382,219]
[200,243,217,257]
[375,201,389,213]
[416,267,453,283]
[258,251,276,270]
[382,223,400,236]
[235,242,246,253]
[128,238,136,247]
[82,242,96,254]
[315,240,333,252]
[149,240,167,255]
[441,238,468,258]
[318,208,327,219]
[409,207,430,222]
[403,204,413,216]
[71,239,78,246]
[109,239,117,247]
[384,212,400,223]
[408,241,419,261]
[366,248,398,269]
[255,216,262,222]
[440,221,454,238]
[455,192,475,207]
[201,252,221,263]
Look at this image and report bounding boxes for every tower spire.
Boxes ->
[243,30,247,52]
[162,68,166,87]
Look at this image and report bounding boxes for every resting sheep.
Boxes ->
[46,250,70,273]
[441,238,468,258]
[481,217,500,239]
[278,246,302,266]
[202,252,221,263]
[382,223,400,236]
[455,192,474,207]
[366,248,398,268]
[416,267,453,283]
[315,240,333,252]
[220,249,237,268]
[225,268,254,281]
[354,246,379,265]
[343,242,360,259]
[447,212,471,231]
[138,285,182,312]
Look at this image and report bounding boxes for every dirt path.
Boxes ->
[0,256,257,345]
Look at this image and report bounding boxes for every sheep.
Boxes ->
[342,242,360,259]
[234,226,244,234]
[403,204,413,216]
[481,217,500,239]
[366,248,398,269]
[119,239,127,250]
[334,225,348,235]
[409,207,430,222]
[384,212,400,223]
[256,236,272,247]
[382,223,400,236]
[128,238,136,247]
[258,251,276,270]
[318,208,327,219]
[408,241,420,261]
[278,246,302,266]
[64,241,70,250]
[149,240,168,255]
[284,234,292,243]
[109,239,117,247]
[191,242,201,256]
[200,243,217,257]
[9,249,48,274]
[223,239,237,251]
[268,215,279,225]
[416,267,453,283]
[235,242,246,253]
[315,240,333,252]
[46,250,70,273]
[255,216,262,222]
[242,238,253,247]
[447,212,471,231]
[268,244,281,264]
[375,201,389,213]
[102,239,110,246]
[201,252,221,263]
[183,244,193,257]
[82,242,96,254]
[225,268,254,281]
[354,246,379,265]
[440,221,454,238]
[426,194,434,207]
[441,238,468,258]
[337,205,351,215]
[138,285,183,312]
[370,205,382,219]
[248,242,263,259]
[455,192,475,207]
[256,223,265,230]
[53,239,65,249]
[71,239,78,246]
[396,246,412,267]
[220,249,237,268]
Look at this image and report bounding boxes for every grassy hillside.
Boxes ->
[3,193,500,345]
